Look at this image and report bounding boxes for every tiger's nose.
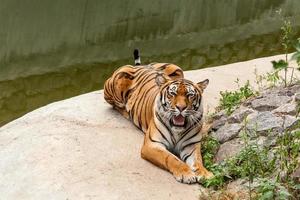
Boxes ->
[176,104,187,112]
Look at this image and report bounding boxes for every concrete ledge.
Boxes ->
[0,54,298,200]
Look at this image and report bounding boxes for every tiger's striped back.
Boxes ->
[104,63,184,132]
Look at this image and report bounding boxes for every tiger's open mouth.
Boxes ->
[172,114,186,127]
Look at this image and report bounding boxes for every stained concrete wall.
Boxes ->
[1,0,300,81]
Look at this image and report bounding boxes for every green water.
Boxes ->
[1,0,300,126]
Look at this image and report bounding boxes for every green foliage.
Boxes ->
[200,122,300,199]
[281,19,293,54]
[275,130,300,181]
[256,178,292,200]
[201,136,220,167]
[200,136,226,188]
[292,38,300,67]
[219,80,255,114]
[200,135,275,189]
[270,11,296,87]
[224,143,275,180]
[265,71,280,87]
[207,67,300,198]
[271,60,288,70]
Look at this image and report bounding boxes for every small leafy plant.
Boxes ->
[219,80,255,114]
[256,178,292,200]
[291,38,300,67]
[270,10,296,87]
[201,83,300,199]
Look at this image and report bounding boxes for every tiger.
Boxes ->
[104,49,213,184]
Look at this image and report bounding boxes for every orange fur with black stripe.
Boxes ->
[104,62,213,184]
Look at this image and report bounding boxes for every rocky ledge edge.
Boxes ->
[201,84,300,199]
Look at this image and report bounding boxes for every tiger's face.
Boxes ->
[156,78,209,131]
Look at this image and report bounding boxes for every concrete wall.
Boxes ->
[1,0,300,81]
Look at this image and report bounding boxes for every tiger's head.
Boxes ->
[155,75,209,131]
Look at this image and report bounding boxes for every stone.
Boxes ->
[212,110,227,120]
[295,93,300,101]
[199,179,251,200]
[283,115,300,130]
[228,106,254,123]
[215,139,244,163]
[291,167,300,183]
[290,85,300,95]
[262,136,277,147]
[254,136,268,146]
[212,123,242,143]
[251,95,292,111]
[226,179,253,199]
[273,102,297,115]
[246,111,284,135]
[211,117,227,131]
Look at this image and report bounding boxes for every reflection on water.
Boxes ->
[2,31,300,126]
[0,62,120,125]
[1,0,300,126]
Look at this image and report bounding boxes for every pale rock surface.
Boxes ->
[228,106,254,123]
[250,95,292,111]
[215,139,244,163]
[212,123,242,143]
[211,116,227,131]
[0,54,298,200]
[282,115,300,129]
[246,111,284,135]
[273,102,297,115]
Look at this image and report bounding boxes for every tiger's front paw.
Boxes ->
[172,167,198,184]
[195,168,214,181]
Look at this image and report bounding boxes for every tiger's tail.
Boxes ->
[134,49,141,65]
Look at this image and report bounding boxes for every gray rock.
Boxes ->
[255,136,268,146]
[212,123,242,143]
[273,102,297,116]
[211,116,227,131]
[291,167,300,183]
[295,93,300,101]
[251,95,292,111]
[262,85,294,97]
[212,110,227,120]
[246,111,284,135]
[263,136,277,147]
[225,179,250,199]
[290,85,300,95]
[283,115,300,129]
[215,138,244,163]
[228,106,254,123]
[249,136,277,147]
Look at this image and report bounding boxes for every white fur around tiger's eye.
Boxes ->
[168,84,178,96]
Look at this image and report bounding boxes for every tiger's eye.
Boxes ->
[170,91,176,96]
[188,93,195,98]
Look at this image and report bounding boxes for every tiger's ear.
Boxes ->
[155,73,168,87]
[197,79,209,90]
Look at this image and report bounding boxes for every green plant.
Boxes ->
[224,143,275,180]
[203,81,300,199]
[256,178,292,200]
[271,10,295,87]
[200,136,227,188]
[291,38,300,67]
[201,136,220,167]
[275,130,300,181]
[200,131,275,191]
[219,80,255,114]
